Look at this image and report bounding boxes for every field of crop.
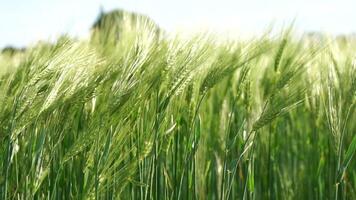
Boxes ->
[0,11,355,200]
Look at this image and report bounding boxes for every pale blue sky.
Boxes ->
[0,0,354,48]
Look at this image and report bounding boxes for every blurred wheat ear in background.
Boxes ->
[0,9,355,200]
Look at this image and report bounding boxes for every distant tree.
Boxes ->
[91,9,163,44]
[1,46,26,56]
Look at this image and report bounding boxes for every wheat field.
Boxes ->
[0,10,355,200]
